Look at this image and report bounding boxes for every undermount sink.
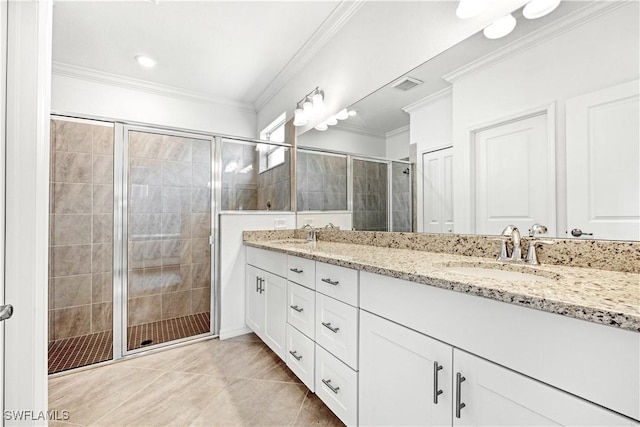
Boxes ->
[439,262,560,282]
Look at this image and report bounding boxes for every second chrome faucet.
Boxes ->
[496,223,553,265]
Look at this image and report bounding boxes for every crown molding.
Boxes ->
[252,0,366,111]
[386,124,410,138]
[333,121,385,138]
[52,62,256,113]
[443,2,627,84]
[402,86,452,113]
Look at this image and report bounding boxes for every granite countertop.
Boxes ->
[244,238,640,333]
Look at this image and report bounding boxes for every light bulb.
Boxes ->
[312,92,325,114]
[326,116,338,126]
[315,122,328,131]
[336,109,349,120]
[293,108,307,127]
[302,98,314,119]
[456,0,489,19]
[523,0,561,19]
[483,14,516,39]
[348,110,357,117]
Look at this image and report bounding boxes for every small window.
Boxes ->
[259,112,287,173]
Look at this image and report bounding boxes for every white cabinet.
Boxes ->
[316,262,358,306]
[316,293,359,370]
[452,349,636,426]
[287,281,315,339]
[245,248,287,359]
[316,344,358,426]
[286,324,315,392]
[287,255,316,289]
[359,310,452,426]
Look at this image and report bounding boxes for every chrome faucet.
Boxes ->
[302,224,316,242]
[495,225,523,262]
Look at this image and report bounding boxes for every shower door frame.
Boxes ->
[115,123,220,357]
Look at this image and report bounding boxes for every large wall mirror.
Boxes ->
[297,0,639,241]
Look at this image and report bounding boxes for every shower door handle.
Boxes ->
[0,304,14,322]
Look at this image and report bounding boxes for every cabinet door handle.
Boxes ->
[322,379,340,394]
[259,278,265,294]
[433,361,443,404]
[289,350,302,361]
[455,372,466,419]
[321,278,339,286]
[290,305,304,313]
[256,276,260,293]
[289,268,303,274]
[321,322,339,333]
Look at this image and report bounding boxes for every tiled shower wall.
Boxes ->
[353,159,388,231]
[222,141,291,211]
[296,151,347,211]
[392,162,412,232]
[127,131,211,335]
[49,119,114,342]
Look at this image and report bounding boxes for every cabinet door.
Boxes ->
[245,264,265,340]
[453,349,636,426]
[359,310,452,426]
[263,269,287,359]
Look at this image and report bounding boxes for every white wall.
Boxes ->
[52,70,257,138]
[219,212,295,339]
[404,88,453,232]
[297,125,386,157]
[257,0,528,136]
[385,126,410,160]
[451,3,639,234]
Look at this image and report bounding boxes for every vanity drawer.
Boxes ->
[315,344,358,427]
[315,293,359,370]
[286,324,315,392]
[315,262,358,306]
[287,281,315,339]
[246,246,287,278]
[287,255,315,289]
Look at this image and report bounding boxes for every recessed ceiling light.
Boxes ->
[483,14,517,39]
[135,55,157,68]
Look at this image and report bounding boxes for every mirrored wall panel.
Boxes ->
[297,150,347,211]
[126,130,211,351]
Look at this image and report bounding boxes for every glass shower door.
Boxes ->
[124,129,213,351]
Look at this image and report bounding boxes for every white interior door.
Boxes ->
[422,147,454,234]
[473,112,554,235]
[566,80,640,241]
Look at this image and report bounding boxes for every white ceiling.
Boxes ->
[52,0,344,107]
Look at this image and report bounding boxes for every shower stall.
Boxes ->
[48,117,216,374]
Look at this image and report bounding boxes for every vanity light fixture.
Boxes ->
[314,122,328,131]
[135,55,157,68]
[293,87,325,127]
[483,13,517,39]
[335,109,349,120]
[314,109,357,131]
[523,0,561,19]
[348,110,357,117]
[326,116,338,126]
[456,0,489,19]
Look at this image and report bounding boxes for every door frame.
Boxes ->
[462,102,556,235]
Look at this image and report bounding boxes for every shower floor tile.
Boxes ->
[48,312,211,374]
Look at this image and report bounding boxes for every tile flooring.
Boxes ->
[49,333,343,426]
[48,313,211,374]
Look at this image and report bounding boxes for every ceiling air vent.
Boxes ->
[391,76,423,91]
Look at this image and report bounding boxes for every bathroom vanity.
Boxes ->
[243,230,639,426]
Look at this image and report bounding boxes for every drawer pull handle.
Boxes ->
[433,361,443,404]
[455,372,466,418]
[290,305,304,313]
[322,322,339,333]
[289,350,302,361]
[322,379,340,394]
[321,278,339,286]
[289,268,303,274]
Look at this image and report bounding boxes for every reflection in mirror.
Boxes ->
[298,1,639,240]
[221,139,291,211]
[296,150,347,211]
[353,159,389,231]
